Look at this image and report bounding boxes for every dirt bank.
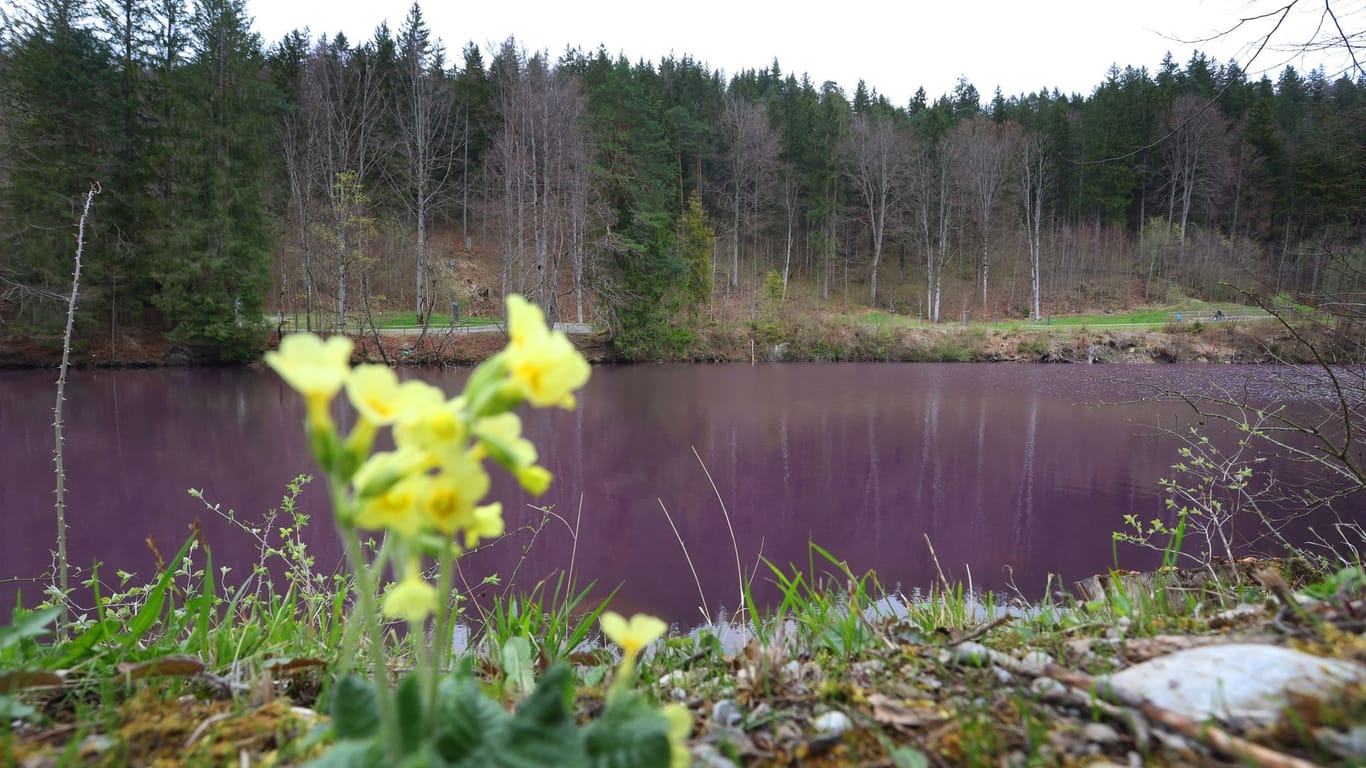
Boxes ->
[0,318,1326,368]
[689,317,1323,365]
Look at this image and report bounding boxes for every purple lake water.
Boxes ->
[2,363,1357,625]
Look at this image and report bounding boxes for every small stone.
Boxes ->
[711,698,742,728]
[949,642,994,667]
[1031,676,1066,697]
[671,686,687,702]
[853,659,885,675]
[811,710,852,737]
[1211,603,1261,627]
[991,666,1013,684]
[692,742,741,768]
[1017,650,1054,675]
[1082,722,1122,744]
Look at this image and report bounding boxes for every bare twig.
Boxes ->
[658,498,710,626]
[53,181,100,637]
[693,446,744,622]
[943,614,1014,647]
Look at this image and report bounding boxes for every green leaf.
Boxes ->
[301,739,382,768]
[583,694,671,768]
[889,746,930,768]
[51,617,116,669]
[394,673,427,755]
[330,674,381,740]
[119,536,197,651]
[0,694,38,722]
[433,674,508,764]
[0,607,61,653]
[501,637,534,694]
[498,665,584,767]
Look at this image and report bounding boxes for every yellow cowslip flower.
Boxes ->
[505,294,550,350]
[663,703,693,768]
[352,447,430,500]
[501,295,590,410]
[346,364,404,425]
[265,333,354,420]
[354,473,426,538]
[513,465,552,496]
[393,380,447,422]
[420,456,490,536]
[395,394,468,462]
[381,573,437,622]
[473,412,537,466]
[464,503,504,549]
[503,333,591,410]
[600,612,667,662]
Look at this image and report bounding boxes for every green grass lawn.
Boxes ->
[855,301,1276,331]
[272,311,499,331]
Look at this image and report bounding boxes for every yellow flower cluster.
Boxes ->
[265,295,591,622]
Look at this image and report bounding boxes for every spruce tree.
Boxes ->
[149,0,274,360]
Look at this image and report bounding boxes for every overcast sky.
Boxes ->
[244,1,1358,105]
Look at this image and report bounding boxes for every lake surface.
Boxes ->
[2,363,1355,625]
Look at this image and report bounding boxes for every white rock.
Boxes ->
[1017,650,1054,675]
[812,710,852,737]
[1082,722,1121,744]
[690,743,739,768]
[1104,644,1364,725]
[1031,676,1067,697]
[950,642,1007,667]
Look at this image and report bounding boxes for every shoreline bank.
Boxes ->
[0,317,1326,369]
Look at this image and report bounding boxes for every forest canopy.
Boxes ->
[1,0,1362,360]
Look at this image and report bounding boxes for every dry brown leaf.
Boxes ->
[866,692,942,728]
[262,657,327,674]
[0,669,64,693]
[121,656,206,680]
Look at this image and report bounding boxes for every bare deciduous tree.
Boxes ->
[949,115,1020,314]
[487,43,589,323]
[393,2,458,322]
[1019,133,1048,321]
[842,113,909,307]
[1159,93,1228,244]
[910,136,954,322]
[719,93,778,292]
[305,35,388,332]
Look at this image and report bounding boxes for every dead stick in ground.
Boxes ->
[943,614,1013,647]
[1041,663,1321,768]
[922,534,951,596]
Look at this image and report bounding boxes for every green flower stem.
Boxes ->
[408,612,434,730]
[333,480,398,760]
[427,542,458,719]
[606,657,636,708]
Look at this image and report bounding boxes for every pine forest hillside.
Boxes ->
[1,0,1362,361]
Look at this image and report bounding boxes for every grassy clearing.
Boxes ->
[272,310,500,332]
[851,301,1278,333]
